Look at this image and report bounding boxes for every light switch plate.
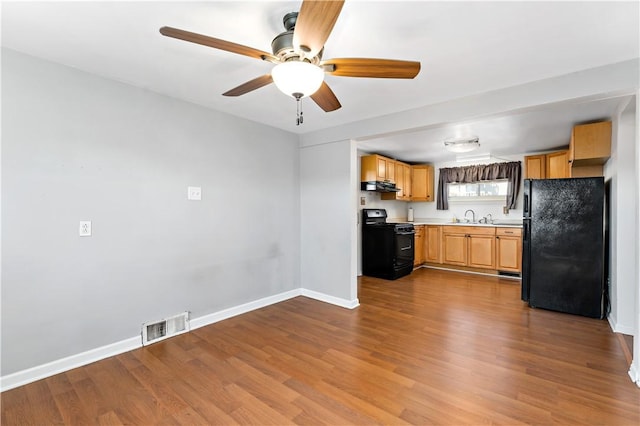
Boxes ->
[187,186,202,201]
[79,221,92,237]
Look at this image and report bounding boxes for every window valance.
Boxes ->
[436,161,521,210]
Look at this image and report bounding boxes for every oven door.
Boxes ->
[395,230,415,268]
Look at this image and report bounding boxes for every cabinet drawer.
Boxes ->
[496,227,522,237]
[442,226,496,235]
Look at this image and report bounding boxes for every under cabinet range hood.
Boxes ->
[361,181,401,192]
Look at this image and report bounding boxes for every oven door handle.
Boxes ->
[397,231,415,235]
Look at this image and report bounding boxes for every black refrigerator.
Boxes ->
[521,177,606,318]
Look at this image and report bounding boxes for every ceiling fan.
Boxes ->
[160,0,421,124]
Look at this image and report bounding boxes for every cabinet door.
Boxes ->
[403,163,412,199]
[376,156,388,181]
[495,228,522,273]
[467,235,496,269]
[546,150,569,178]
[442,233,467,266]
[425,226,441,263]
[524,155,546,179]
[496,236,522,272]
[414,226,425,267]
[571,121,611,164]
[411,165,434,201]
[381,162,409,200]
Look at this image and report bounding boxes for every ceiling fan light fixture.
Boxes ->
[444,137,480,153]
[271,61,324,98]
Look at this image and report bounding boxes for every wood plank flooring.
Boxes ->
[2,268,639,425]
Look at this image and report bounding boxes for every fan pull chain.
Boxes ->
[294,93,303,126]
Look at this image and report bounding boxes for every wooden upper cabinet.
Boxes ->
[403,164,412,199]
[524,155,546,179]
[382,161,411,201]
[361,154,395,183]
[411,165,434,202]
[570,121,611,165]
[525,150,569,179]
[546,150,570,179]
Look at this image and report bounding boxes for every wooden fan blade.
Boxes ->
[293,0,345,58]
[160,26,277,62]
[322,58,421,79]
[310,82,341,112]
[223,75,273,97]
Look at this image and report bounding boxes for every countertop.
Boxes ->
[388,218,523,228]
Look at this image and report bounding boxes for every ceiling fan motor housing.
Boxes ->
[271,12,322,63]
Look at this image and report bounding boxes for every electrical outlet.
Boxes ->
[187,186,202,201]
[79,221,91,237]
[360,197,366,206]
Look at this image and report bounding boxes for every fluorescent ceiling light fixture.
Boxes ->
[455,153,491,163]
[271,61,324,99]
[444,137,480,153]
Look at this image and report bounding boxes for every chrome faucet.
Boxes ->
[479,214,493,224]
[464,209,476,223]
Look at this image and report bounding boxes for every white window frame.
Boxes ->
[447,179,509,203]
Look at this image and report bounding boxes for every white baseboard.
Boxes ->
[607,315,636,335]
[301,288,360,309]
[0,336,141,392]
[629,363,639,387]
[190,288,302,330]
[1,287,357,392]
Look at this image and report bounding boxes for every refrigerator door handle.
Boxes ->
[524,193,530,217]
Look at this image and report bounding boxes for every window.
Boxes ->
[447,179,508,201]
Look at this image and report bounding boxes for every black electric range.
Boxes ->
[362,209,415,280]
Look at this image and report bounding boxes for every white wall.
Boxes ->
[632,92,640,386]
[1,49,301,376]
[605,98,637,334]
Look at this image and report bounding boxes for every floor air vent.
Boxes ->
[142,311,190,346]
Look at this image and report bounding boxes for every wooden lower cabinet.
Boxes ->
[441,226,496,270]
[442,229,467,266]
[496,227,522,273]
[424,226,442,263]
[416,225,521,273]
[414,225,425,267]
[468,234,496,269]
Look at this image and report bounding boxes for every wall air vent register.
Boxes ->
[141,311,190,346]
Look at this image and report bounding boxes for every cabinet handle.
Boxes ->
[496,236,500,239]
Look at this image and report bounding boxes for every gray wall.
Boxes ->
[1,49,300,375]
[300,139,358,302]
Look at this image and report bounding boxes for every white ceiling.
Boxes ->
[2,1,638,161]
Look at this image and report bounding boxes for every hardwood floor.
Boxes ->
[2,268,639,425]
